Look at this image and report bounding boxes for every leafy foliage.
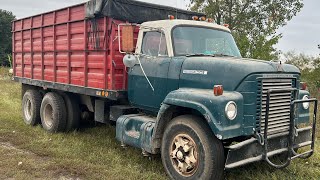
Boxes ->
[284,51,320,97]
[0,10,15,66]
[189,0,304,60]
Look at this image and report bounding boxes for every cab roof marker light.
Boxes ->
[207,18,214,23]
[200,16,206,21]
[192,16,199,21]
[168,15,175,20]
[223,24,230,28]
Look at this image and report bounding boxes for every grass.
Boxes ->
[0,66,320,179]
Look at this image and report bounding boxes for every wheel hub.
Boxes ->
[43,104,54,128]
[24,99,32,120]
[176,151,184,160]
[170,134,199,177]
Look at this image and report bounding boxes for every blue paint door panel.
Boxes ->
[128,56,171,111]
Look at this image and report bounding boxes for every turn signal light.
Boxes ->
[192,16,199,21]
[214,85,224,96]
[168,15,175,20]
[300,82,308,90]
[200,16,206,21]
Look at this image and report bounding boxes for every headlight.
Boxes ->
[302,95,310,109]
[225,101,237,120]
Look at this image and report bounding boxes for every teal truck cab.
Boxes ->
[117,19,318,179]
[14,1,317,179]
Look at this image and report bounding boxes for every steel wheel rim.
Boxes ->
[169,133,199,177]
[43,104,53,128]
[24,99,32,121]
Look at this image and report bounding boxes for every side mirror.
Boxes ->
[123,54,138,68]
[120,25,135,53]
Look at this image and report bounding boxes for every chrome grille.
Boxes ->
[258,79,293,135]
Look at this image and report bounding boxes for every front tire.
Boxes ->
[161,115,224,180]
[40,92,67,133]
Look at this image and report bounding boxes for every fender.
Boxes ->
[154,88,245,141]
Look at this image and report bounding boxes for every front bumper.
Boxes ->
[225,90,318,169]
[225,127,312,169]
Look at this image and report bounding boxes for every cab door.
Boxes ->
[128,30,171,112]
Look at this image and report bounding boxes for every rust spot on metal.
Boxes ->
[204,113,211,122]
[127,130,140,138]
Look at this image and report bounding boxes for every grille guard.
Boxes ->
[225,88,318,169]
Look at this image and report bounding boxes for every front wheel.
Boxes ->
[161,115,225,180]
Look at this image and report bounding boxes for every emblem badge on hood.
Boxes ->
[183,70,208,75]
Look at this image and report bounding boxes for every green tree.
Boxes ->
[284,51,320,97]
[189,0,304,60]
[0,10,16,66]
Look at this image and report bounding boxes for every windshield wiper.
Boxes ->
[185,53,216,57]
[213,53,236,57]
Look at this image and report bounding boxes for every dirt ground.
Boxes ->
[0,140,80,180]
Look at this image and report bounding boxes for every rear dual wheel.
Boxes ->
[40,92,67,133]
[40,92,80,133]
[22,90,42,126]
[22,89,80,133]
[61,93,80,132]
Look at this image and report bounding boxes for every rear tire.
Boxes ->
[22,90,42,126]
[40,92,67,133]
[61,93,80,132]
[161,115,225,180]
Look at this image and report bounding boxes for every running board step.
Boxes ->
[116,114,157,154]
[110,105,139,122]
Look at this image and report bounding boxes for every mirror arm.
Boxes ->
[136,55,155,91]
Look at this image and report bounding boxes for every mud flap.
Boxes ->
[95,99,106,123]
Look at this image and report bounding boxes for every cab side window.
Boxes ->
[141,31,167,56]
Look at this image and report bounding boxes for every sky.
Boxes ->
[0,0,319,56]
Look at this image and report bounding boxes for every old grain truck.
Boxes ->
[12,0,318,179]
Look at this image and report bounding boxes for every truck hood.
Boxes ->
[179,57,300,91]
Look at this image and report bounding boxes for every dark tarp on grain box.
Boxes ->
[85,0,205,23]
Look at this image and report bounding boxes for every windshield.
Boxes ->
[172,26,241,57]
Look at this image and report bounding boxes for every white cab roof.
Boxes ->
[141,19,231,32]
